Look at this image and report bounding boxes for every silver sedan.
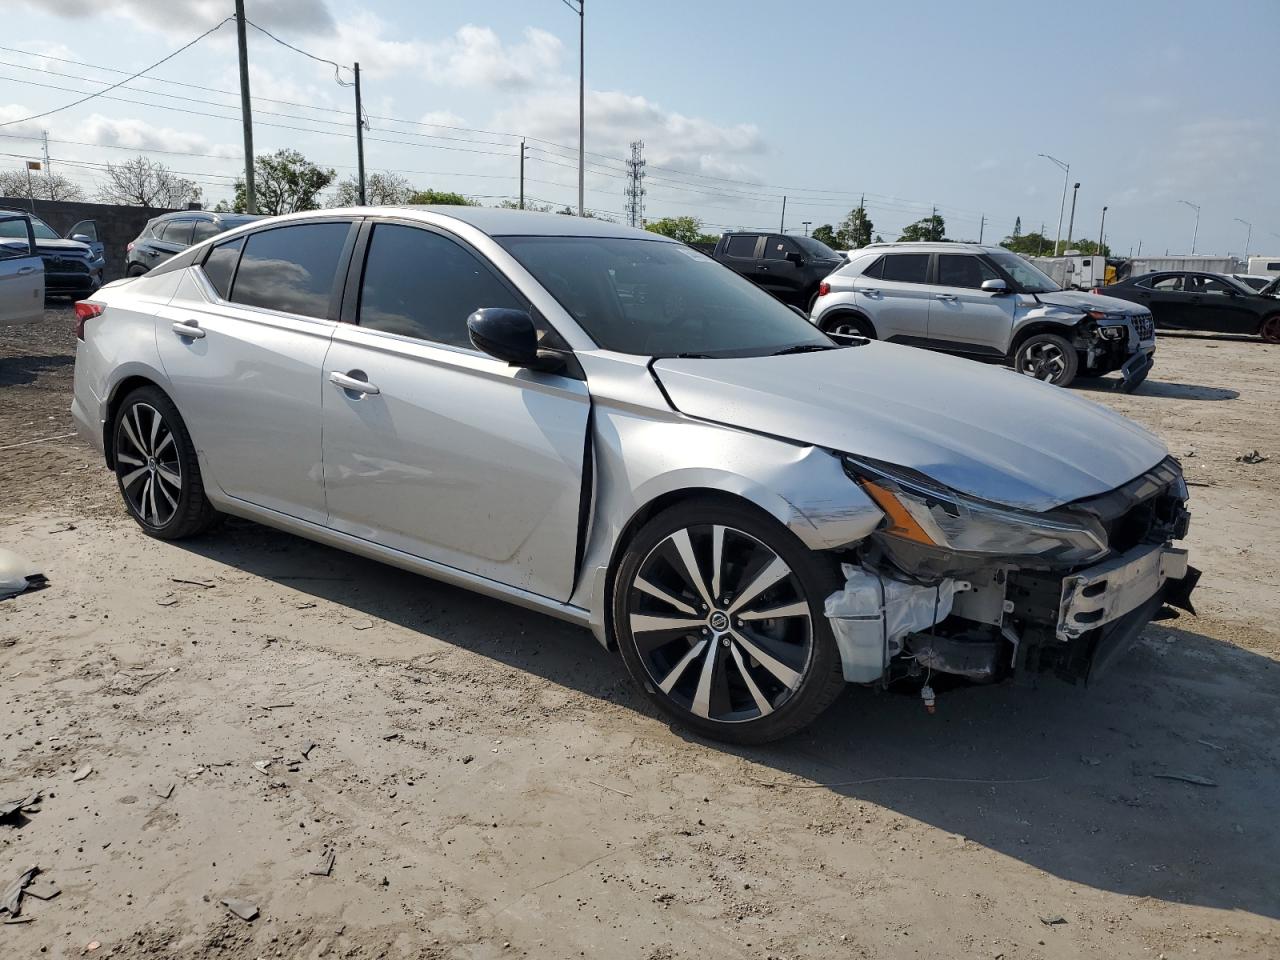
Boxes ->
[72,207,1198,743]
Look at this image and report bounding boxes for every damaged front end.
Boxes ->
[826,456,1198,689]
[1076,313,1155,392]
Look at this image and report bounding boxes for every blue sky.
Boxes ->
[3,0,1277,257]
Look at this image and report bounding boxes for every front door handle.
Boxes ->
[936,294,958,301]
[858,288,880,297]
[171,321,205,339]
[329,371,380,396]
[17,266,35,275]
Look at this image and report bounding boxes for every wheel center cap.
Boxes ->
[708,610,730,633]
[147,457,156,471]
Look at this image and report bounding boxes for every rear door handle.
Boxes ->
[936,294,958,301]
[859,288,881,297]
[329,371,380,396]
[17,266,35,275]
[171,321,205,339]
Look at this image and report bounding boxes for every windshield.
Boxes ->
[792,235,840,260]
[0,215,56,240]
[987,250,1060,293]
[497,236,834,357]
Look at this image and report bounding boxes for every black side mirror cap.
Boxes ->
[467,307,565,372]
[785,252,805,267]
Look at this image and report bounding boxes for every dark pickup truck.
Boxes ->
[711,231,844,309]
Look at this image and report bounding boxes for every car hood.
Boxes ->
[652,342,1168,512]
[36,238,92,256]
[1033,289,1144,314]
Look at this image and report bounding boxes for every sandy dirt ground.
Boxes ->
[2,307,1279,960]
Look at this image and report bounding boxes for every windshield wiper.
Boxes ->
[771,343,840,356]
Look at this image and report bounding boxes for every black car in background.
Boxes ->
[126,210,259,275]
[1103,271,1280,343]
[0,207,105,298]
[710,231,844,310]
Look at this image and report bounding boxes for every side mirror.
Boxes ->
[71,234,93,245]
[785,251,805,267]
[980,278,1009,294]
[467,308,563,372]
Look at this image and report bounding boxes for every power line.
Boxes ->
[244,19,353,87]
[0,18,233,128]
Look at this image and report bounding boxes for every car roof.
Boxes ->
[855,241,996,254]
[323,205,668,240]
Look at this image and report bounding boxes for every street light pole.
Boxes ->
[1234,217,1252,260]
[1178,200,1200,255]
[1098,205,1107,254]
[802,220,811,236]
[1038,153,1069,256]
[1065,182,1080,250]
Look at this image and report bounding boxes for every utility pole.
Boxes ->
[234,0,256,214]
[1098,205,1107,255]
[979,214,985,244]
[779,195,787,233]
[518,139,525,210]
[1038,153,1069,256]
[1065,182,1080,251]
[353,62,366,205]
[41,130,52,199]
[577,0,585,217]
[624,140,646,228]
[802,221,811,236]
[1178,199,1200,255]
[1037,222,1045,256]
[1234,217,1252,259]
[24,161,35,211]
[1136,240,1142,258]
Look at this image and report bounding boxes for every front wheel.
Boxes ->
[612,500,845,744]
[113,386,219,539]
[1260,314,1280,344]
[1014,333,1079,387]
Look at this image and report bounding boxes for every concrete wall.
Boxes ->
[0,197,181,281]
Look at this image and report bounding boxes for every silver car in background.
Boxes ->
[810,242,1157,390]
[72,208,1197,743]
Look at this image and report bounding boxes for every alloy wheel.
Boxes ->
[1021,341,1068,382]
[115,402,183,528]
[625,524,814,724]
[1261,315,1280,344]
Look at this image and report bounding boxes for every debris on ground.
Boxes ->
[0,547,48,601]
[1,865,39,917]
[253,760,272,775]
[308,848,336,877]
[1235,449,1269,464]
[24,877,60,901]
[153,783,175,800]
[220,897,259,921]
[0,790,41,822]
[1039,915,1067,925]
[72,764,93,782]
[352,620,375,631]
[1153,772,1218,787]
[171,577,215,589]
[300,741,316,759]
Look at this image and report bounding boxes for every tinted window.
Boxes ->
[763,236,798,260]
[881,253,930,283]
[161,220,194,244]
[1186,275,1235,295]
[192,220,221,242]
[358,224,521,348]
[231,222,349,318]
[1149,275,1182,291]
[725,235,758,258]
[201,236,244,300]
[861,255,885,279]
[937,254,999,289]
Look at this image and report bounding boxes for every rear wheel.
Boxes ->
[1260,314,1280,344]
[821,314,874,340]
[127,263,147,277]
[112,386,219,540]
[1014,332,1079,387]
[612,500,845,744]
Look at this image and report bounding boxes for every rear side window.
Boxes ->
[230,222,350,319]
[1146,275,1182,291]
[192,220,221,243]
[724,235,758,258]
[937,254,999,289]
[860,255,885,279]
[357,224,521,349]
[160,220,194,245]
[881,253,929,283]
[201,236,245,300]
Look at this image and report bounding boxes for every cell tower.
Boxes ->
[624,140,646,228]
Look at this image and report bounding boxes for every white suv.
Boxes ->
[809,242,1156,390]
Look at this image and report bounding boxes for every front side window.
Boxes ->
[763,236,798,260]
[724,235,758,258]
[937,254,999,289]
[1187,275,1237,296]
[985,250,1059,293]
[881,253,930,284]
[201,236,245,300]
[497,235,832,358]
[358,224,522,349]
[230,222,350,319]
[792,235,840,259]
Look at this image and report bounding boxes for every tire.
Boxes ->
[612,499,846,745]
[1260,314,1280,344]
[112,386,219,540]
[821,313,874,340]
[127,263,147,277]
[1014,332,1079,387]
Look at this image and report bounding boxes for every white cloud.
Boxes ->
[425,25,562,89]
[419,110,467,128]
[0,104,48,140]
[30,0,335,35]
[78,113,239,158]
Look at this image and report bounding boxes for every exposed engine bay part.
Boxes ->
[906,633,1002,682]
[0,548,48,601]
[824,564,957,683]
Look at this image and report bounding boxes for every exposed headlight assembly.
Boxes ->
[844,457,1109,576]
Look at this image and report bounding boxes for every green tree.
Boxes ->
[331,171,415,207]
[811,224,839,248]
[234,149,334,215]
[1012,216,1022,239]
[1065,238,1111,257]
[407,188,474,206]
[1000,230,1055,256]
[898,214,946,242]
[494,199,554,212]
[839,206,874,249]
[646,216,717,245]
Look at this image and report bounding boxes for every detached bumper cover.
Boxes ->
[1117,348,1154,393]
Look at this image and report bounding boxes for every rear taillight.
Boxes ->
[74,300,104,340]
[126,241,134,253]
[818,281,831,297]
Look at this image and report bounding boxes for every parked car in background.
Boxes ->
[810,242,1156,390]
[711,231,844,310]
[0,211,44,326]
[126,210,260,275]
[0,207,103,299]
[1101,271,1280,343]
[72,207,1197,743]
